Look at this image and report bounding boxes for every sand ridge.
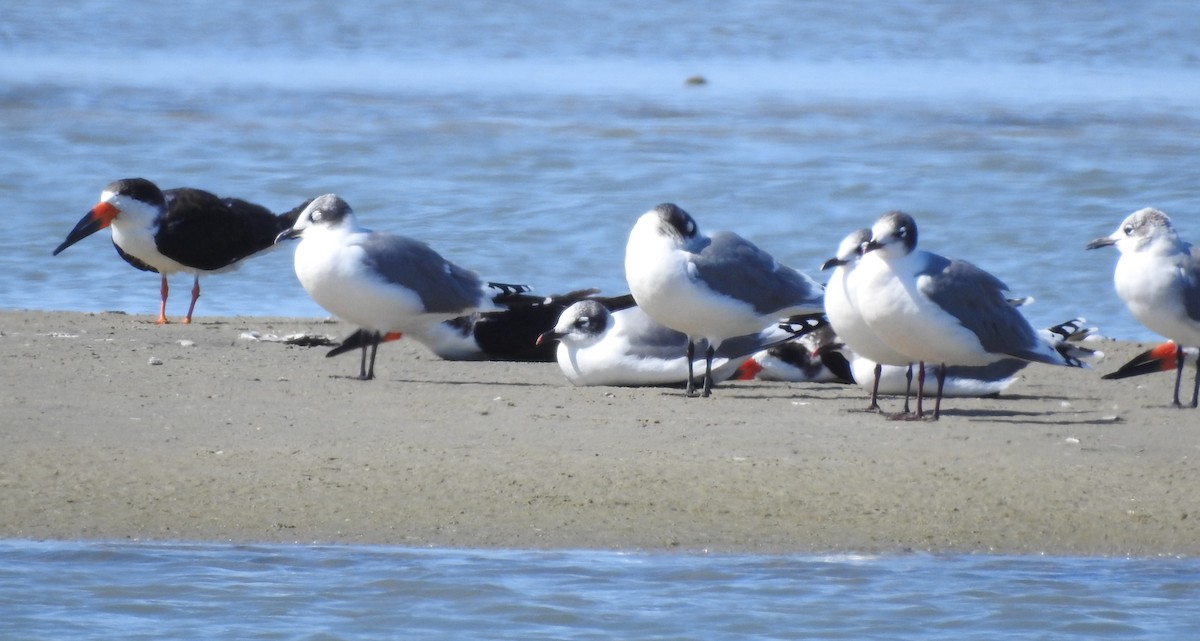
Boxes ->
[1,310,1195,556]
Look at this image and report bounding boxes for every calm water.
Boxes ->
[3,3,1200,635]
[3,2,1199,339]
[2,540,1199,640]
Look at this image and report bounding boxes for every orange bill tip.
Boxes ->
[90,201,120,226]
[734,358,764,380]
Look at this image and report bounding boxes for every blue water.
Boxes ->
[4,3,1200,635]
[2,540,1198,640]
[3,2,1199,339]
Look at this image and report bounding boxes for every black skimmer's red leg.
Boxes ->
[159,274,170,324]
[53,178,309,323]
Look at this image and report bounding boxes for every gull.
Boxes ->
[624,203,824,396]
[844,317,1101,398]
[537,299,810,387]
[536,300,744,386]
[739,315,1100,399]
[53,178,308,324]
[1087,207,1200,407]
[855,211,1084,419]
[821,227,915,413]
[275,194,497,380]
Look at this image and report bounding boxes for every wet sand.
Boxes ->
[1,310,1196,556]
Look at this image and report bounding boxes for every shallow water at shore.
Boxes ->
[4,540,1199,640]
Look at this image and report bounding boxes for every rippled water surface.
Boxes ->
[3,2,1199,339]
[3,540,1199,640]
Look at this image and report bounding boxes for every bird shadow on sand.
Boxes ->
[946,408,1120,425]
[686,385,854,401]
[329,374,547,388]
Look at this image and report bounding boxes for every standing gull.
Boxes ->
[840,317,1099,398]
[855,211,1083,419]
[740,317,1100,398]
[821,227,915,413]
[53,178,307,324]
[275,194,497,380]
[624,203,824,396]
[1087,208,1200,407]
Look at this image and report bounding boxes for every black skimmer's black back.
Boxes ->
[53,178,309,324]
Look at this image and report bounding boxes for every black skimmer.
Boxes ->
[326,287,636,362]
[1103,341,1199,385]
[624,203,824,397]
[52,178,308,324]
[734,325,855,385]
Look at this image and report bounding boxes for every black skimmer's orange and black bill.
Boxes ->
[274,193,513,381]
[52,178,310,324]
[1102,341,1200,403]
[325,287,636,363]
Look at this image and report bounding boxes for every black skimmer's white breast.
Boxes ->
[1087,207,1200,407]
[52,178,306,324]
[856,211,1084,420]
[623,203,824,397]
[274,193,499,380]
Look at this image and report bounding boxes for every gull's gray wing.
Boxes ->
[919,254,1053,364]
[360,233,487,313]
[614,306,694,360]
[1182,242,1200,323]
[689,231,823,315]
